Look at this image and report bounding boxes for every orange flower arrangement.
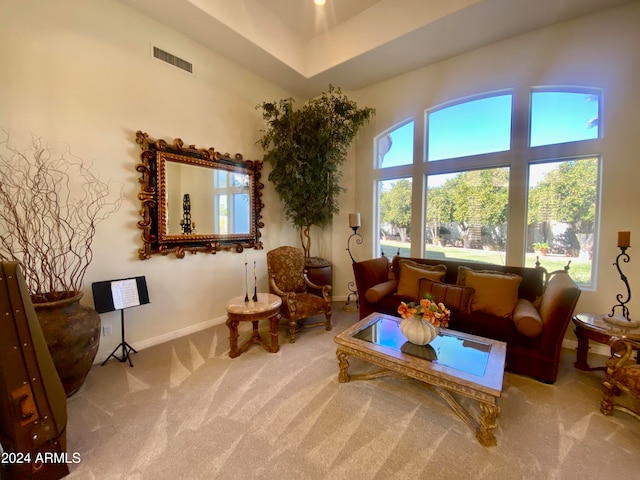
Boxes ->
[398,294,451,328]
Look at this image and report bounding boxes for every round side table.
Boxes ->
[226,293,282,358]
[572,312,640,371]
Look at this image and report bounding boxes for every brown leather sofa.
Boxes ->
[352,256,581,383]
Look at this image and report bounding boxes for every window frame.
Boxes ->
[373,86,603,289]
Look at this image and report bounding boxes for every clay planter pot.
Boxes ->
[34,292,100,397]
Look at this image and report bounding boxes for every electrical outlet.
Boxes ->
[103,325,112,336]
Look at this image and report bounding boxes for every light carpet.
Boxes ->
[65,304,640,479]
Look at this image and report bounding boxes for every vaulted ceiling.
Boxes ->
[120,0,632,97]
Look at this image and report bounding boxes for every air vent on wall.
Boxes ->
[153,46,192,74]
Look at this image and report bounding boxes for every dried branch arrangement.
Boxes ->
[0,130,122,302]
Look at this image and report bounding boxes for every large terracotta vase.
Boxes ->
[34,292,100,397]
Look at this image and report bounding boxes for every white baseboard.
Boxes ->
[95,308,610,364]
[562,338,609,358]
[94,314,227,364]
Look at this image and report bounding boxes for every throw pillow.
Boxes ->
[512,298,544,337]
[396,260,447,299]
[365,279,398,304]
[457,266,522,318]
[417,278,475,313]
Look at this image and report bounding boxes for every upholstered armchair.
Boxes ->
[266,246,332,343]
[601,336,640,420]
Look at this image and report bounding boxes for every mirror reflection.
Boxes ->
[163,161,251,236]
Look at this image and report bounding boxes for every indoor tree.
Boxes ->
[257,85,375,257]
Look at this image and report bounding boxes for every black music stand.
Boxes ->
[92,276,149,367]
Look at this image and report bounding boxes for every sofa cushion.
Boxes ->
[396,260,446,299]
[457,266,522,318]
[512,298,544,337]
[365,279,398,304]
[417,278,475,313]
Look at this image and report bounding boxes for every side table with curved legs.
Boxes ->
[226,293,282,358]
[573,313,640,371]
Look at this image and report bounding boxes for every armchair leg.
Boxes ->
[600,380,617,415]
[289,320,297,343]
[325,311,333,331]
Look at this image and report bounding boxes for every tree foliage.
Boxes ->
[425,169,509,247]
[380,179,412,241]
[381,160,597,254]
[257,85,375,256]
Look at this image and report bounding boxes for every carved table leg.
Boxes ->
[477,402,500,447]
[574,326,591,370]
[268,314,280,353]
[336,349,351,383]
[251,321,260,341]
[226,317,240,358]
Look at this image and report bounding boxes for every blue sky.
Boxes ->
[379,91,599,170]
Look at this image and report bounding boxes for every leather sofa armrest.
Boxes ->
[353,257,391,292]
[365,279,398,304]
[537,271,581,352]
[353,257,392,318]
[512,298,543,337]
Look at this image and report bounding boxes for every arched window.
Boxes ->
[374,87,602,287]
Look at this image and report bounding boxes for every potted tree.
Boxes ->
[0,131,121,396]
[256,85,375,258]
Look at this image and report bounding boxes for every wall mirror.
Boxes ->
[136,131,264,259]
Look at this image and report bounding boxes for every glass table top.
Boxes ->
[352,316,491,377]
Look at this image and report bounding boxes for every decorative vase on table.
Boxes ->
[400,316,439,345]
[398,294,451,346]
[34,292,101,397]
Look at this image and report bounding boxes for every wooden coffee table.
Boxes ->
[334,312,506,446]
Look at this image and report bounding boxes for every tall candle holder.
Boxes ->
[346,225,363,263]
[608,245,631,321]
[605,231,638,327]
[344,213,363,312]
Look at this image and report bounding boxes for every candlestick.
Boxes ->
[344,218,364,312]
[252,254,258,301]
[244,253,249,302]
[608,241,632,322]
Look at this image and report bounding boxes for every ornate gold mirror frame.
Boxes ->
[136,131,264,259]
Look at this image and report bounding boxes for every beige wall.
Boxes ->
[350,1,640,338]
[0,0,300,360]
[2,0,639,359]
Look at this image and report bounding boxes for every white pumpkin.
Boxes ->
[400,316,438,345]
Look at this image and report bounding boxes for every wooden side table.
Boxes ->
[572,312,640,371]
[226,293,282,358]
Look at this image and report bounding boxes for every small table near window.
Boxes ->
[226,293,282,358]
[572,312,640,371]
